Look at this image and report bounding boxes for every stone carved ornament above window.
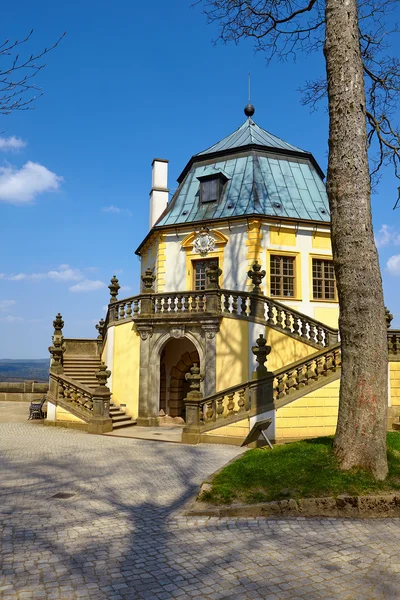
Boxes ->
[181,227,229,256]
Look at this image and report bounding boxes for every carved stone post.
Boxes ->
[249,333,274,419]
[88,363,113,434]
[48,313,65,376]
[140,268,156,315]
[137,325,158,426]
[95,318,105,354]
[108,276,120,321]
[248,261,266,319]
[182,364,205,444]
[252,333,271,378]
[206,261,222,290]
[385,306,393,329]
[202,323,218,396]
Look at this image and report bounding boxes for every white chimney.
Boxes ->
[149,158,169,228]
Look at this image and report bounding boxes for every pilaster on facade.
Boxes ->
[156,233,166,293]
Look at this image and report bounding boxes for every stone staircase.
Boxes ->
[63,355,136,430]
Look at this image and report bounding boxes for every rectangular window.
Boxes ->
[193,259,218,291]
[270,255,295,297]
[312,258,336,300]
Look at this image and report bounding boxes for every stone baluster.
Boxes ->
[316,327,324,346]
[176,295,183,312]
[216,396,224,418]
[305,360,317,383]
[227,392,235,414]
[286,369,298,392]
[126,301,133,318]
[296,365,306,388]
[284,311,292,331]
[182,295,190,312]
[299,317,308,340]
[239,294,247,316]
[237,388,246,411]
[292,317,300,336]
[276,308,284,328]
[232,294,238,315]
[205,400,214,422]
[133,299,140,314]
[154,296,162,313]
[119,303,126,319]
[197,295,205,312]
[276,374,286,399]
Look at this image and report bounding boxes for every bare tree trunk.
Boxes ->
[324,0,388,479]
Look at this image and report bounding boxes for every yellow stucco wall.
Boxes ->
[276,379,340,440]
[314,307,339,329]
[203,418,249,439]
[56,406,85,423]
[269,226,297,247]
[312,231,332,249]
[216,318,249,390]
[390,361,400,407]
[266,326,316,371]
[112,321,140,417]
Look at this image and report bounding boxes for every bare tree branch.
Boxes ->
[0,30,66,115]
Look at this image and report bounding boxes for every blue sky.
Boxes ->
[0,0,399,358]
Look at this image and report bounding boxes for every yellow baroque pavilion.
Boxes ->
[46,104,400,444]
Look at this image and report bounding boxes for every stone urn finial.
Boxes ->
[95,363,111,389]
[205,261,222,290]
[385,306,393,329]
[252,333,271,377]
[185,363,204,398]
[108,275,120,303]
[248,261,266,294]
[53,312,64,334]
[141,267,156,292]
[96,318,105,340]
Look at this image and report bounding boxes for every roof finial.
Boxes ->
[244,72,255,117]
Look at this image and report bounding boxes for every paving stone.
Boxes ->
[0,423,400,599]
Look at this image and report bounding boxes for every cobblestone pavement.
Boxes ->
[1,424,400,600]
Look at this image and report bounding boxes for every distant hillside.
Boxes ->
[0,359,49,382]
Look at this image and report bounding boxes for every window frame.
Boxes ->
[266,250,301,300]
[192,258,219,291]
[311,256,337,302]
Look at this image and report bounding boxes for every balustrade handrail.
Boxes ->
[198,373,272,408]
[50,372,95,396]
[273,342,341,378]
[260,295,339,335]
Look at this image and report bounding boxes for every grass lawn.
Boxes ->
[201,433,400,504]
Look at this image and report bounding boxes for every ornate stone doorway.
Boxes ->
[160,338,199,418]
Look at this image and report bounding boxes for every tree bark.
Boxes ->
[324,0,388,479]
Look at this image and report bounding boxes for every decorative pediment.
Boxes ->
[181,227,229,254]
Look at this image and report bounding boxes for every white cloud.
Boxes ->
[0,136,27,151]
[3,264,85,282]
[376,225,400,248]
[0,315,23,323]
[0,161,63,204]
[69,279,106,293]
[102,205,121,213]
[387,255,400,276]
[101,205,132,217]
[0,300,16,312]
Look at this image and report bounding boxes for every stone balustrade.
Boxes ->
[273,343,342,405]
[153,292,208,314]
[388,331,400,356]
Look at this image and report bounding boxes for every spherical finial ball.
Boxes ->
[244,103,255,117]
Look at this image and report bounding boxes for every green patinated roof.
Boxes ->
[196,117,306,156]
[156,152,330,227]
[150,117,330,234]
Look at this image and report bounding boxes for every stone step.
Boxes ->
[112,419,137,430]
[393,422,400,431]
[112,415,134,423]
